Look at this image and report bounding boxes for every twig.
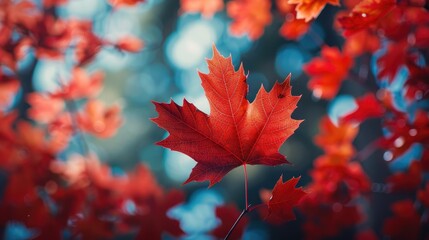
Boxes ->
[224,207,249,240]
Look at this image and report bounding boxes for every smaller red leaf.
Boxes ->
[264,175,306,224]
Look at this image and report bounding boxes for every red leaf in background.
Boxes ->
[16,121,66,154]
[387,161,422,193]
[378,6,429,42]
[152,46,302,186]
[227,0,272,40]
[304,46,353,99]
[29,16,73,59]
[263,176,306,224]
[383,200,421,240]
[405,61,429,101]
[52,68,104,100]
[279,15,310,40]
[275,1,311,40]
[415,26,429,48]
[71,20,105,66]
[300,202,363,239]
[343,29,380,57]
[418,183,429,209]
[0,0,40,31]
[338,0,395,36]
[27,93,64,124]
[376,41,408,82]
[109,0,145,7]
[211,204,248,240]
[381,110,429,160]
[115,36,144,53]
[309,161,370,202]
[315,116,358,160]
[341,93,384,124]
[180,0,224,18]
[136,190,185,240]
[288,0,340,22]
[77,100,122,138]
[276,0,295,13]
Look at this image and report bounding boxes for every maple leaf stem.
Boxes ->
[224,207,248,240]
[243,164,249,211]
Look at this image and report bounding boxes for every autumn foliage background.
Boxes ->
[0,0,428,239]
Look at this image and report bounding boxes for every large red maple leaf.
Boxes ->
[152,46,302,186]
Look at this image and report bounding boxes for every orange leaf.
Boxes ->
[288,0,340,22]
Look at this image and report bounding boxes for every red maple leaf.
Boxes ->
[377,41,409,82]
[180,0,224,18]
[211,204,248,240]
[279,17,310,40]
[152,46,302,186]
[304,46,353,99]
[288,0,340,22]
[338,0,396,36]
[227,0,272,40]
[381,110,429,160]
[341,93,385,124]
[315,116,358,160]
[405,61,429,101]
[275,1,311,40]
[263,176,306,224]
